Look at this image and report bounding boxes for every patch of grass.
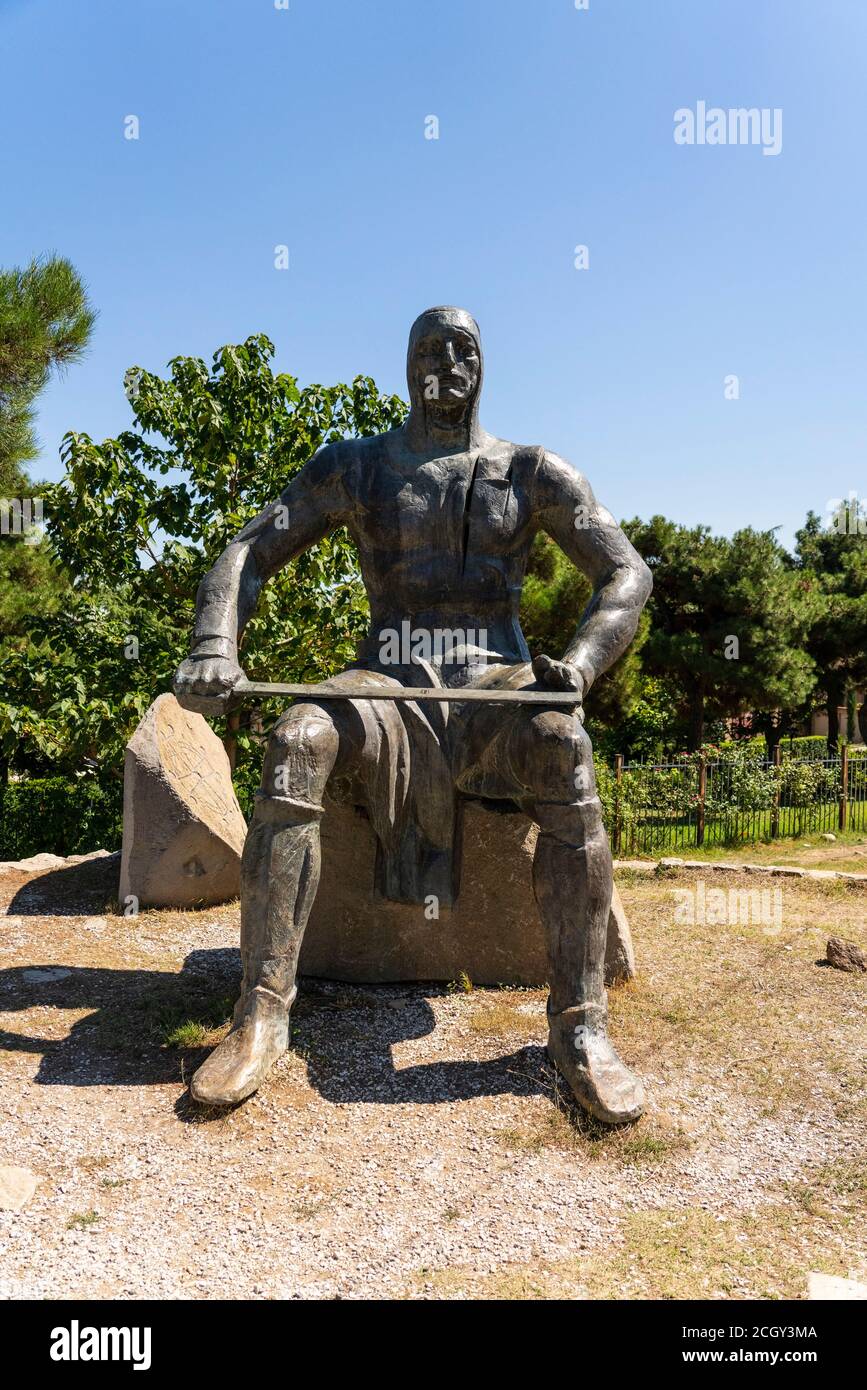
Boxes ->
[468,997,529,1037]
[617,1130,684,1164]
[93,984,235,1052]
[78,1154,112,1172]
[164,1020,208,1048]
[293,1199,326,1220]
[497,1099,692,1166]
[615,866,653,887]
[66,1209,100,1231]
[448,971,474,994]
[653,861,679,879]
[787,1157,867,1214]
[407,1190,864,1299]
[161,995,234,1049]
[99,1177,127,1190]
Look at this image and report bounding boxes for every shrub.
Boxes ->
[0,776,123,859]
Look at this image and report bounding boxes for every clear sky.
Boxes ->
[2,0,865,549]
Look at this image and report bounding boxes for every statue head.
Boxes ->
[405,306,483,447]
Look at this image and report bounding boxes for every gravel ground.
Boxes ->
[0,854,864,1300]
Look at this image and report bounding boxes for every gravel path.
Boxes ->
[1,855,864,1300]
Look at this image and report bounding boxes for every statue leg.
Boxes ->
[190,704,350,1106]
[505,710,645,1125]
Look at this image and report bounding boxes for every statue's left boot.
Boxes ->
[189,984,295,1106]
[546,1001,645,1125]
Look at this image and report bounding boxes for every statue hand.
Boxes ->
[172,652,246,716]
[531,654,585,711]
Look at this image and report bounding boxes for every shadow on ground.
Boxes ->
[8,854,121,916]
[0,948,549,1106]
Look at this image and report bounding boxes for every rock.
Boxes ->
[0,853,67,874]
[22,967,72,983]
[301,798,635,987]
[0,1165,39,1211]
[825,937,867,973]
[605,885,636,985]
[821,833,837,842]
[808,1272,867,1300]
[0,848,113,876]
[119,694,247,908]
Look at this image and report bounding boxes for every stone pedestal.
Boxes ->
[301,798,635,987]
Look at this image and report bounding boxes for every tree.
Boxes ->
[0,335,407,784]
[0,256,93,781]
[625,517,818,753]
[794,508,867,751]
[0,256,95,482]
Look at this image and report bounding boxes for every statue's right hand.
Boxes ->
[172,653,246,716]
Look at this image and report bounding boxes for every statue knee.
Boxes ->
[258,708,341,819]
[511,710,596,805]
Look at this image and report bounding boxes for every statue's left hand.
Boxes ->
[531,654,585,708]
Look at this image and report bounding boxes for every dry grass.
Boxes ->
[611,871,866,1116]
[4,859,864,1300]
[410,1160,867,1300]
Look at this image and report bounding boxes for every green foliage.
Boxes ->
[0,257,90,770]
[4,335,407,781]
[0,256,95,478]
[625,517,819,751]
[794,509,867,749]
[0,776,122,858]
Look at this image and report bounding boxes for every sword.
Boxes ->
[232,679,581,706]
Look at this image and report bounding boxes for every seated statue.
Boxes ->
[173,306,652,1124]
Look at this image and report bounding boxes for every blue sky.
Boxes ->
[2,0,865,549]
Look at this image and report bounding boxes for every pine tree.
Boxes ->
[0,255,95,484]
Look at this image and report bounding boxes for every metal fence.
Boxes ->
[599,747,867,856]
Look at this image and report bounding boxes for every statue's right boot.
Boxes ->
[190,787,325,1107]
[189,983,295,1106]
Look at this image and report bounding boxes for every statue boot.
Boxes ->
[190,789,324,1106]
[546,1000,645,1125]
[189,982,295,1107]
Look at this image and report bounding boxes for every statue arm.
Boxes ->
[533,450,652,693]
[190,442,352,660]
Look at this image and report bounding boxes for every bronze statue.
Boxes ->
[173,306,652,1123]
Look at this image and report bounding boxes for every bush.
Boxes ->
[0,776,123,859]
[779,734,830,760]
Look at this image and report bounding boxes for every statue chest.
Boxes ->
[352,451,536,579]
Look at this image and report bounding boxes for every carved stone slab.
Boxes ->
[119,694,247,908]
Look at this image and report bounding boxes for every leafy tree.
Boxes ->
[625,517,818,753]
[1,335,406,782]
[794,508,867,751]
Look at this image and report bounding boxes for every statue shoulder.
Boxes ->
[518,447,596,513]
[287,436,364,497]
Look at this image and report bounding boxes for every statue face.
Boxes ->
[411,326,481,408]
[406,308,483,419]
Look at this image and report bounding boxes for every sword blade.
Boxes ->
[234,679,581,705]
